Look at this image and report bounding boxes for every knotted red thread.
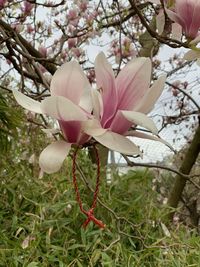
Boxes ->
[72,145,105,229]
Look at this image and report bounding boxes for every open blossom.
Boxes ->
[83,53,167,156]
[13,62,93,174]
[13,53,167,174]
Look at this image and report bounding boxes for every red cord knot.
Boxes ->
[82,208,105,229]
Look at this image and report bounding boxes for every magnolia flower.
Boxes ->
[13,61,93,174]
[13,53,167,174]
[166,0,200,40]
[83,53,167,156]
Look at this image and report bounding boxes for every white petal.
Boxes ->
[156,10,165,35]
[12,90,42,114]
[91,89,103,119]
[93,130,142,156]
[83,119,107,136]
[39,141,71,173]
[42,128,60,135]
[171,23,182,41]
[41,96,87,121]
[79,86,93,113]
[134,75,166,114]
[184,50,200,61]
[126,130,174,151]
[121,111,158,135]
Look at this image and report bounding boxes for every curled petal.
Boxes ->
[12,90,42,114]
[121,111,158,135]
[134,75,166,114]
[126,130,174,151]
[41,96,88,121]
[39,141,71,173]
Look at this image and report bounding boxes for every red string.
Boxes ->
[72,145,105,229]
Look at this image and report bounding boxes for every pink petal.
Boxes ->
[110,110,132,134]
[95,52,118,127]
[165,8,184,27]
[134,75,166,114]
[59,121,87,144]
[188,2,200,38]
[116,57,151,110]
[39,141,71,173]
[50,61,90,104]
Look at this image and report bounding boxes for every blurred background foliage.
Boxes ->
[1,101,200,266]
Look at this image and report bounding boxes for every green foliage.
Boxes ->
[0,90,21,153]
[1,111,200,266]
[1,152,200,266]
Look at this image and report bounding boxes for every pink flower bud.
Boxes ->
[23,1,33,14]
[0,0,7,8]
[67,9,78,20]
[68,38,77,49]
[72,47,81,58]
[27,24,34,34]
[79,0,87,12]
[38,45,47,57]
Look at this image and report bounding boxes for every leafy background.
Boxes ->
[1,96,200,267]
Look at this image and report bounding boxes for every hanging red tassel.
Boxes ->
[72,145,105,229]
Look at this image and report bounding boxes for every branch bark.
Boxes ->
[0,19,57,75]
[167,123,200,216]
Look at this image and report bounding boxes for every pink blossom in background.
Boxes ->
[68,38,77,49]
[38,45,47,58]
[166,0,200,39]
[23,1,33,14]
[0,0,7,8]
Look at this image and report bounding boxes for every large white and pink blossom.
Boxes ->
[13,61,93,174]
[13,53,167,174]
